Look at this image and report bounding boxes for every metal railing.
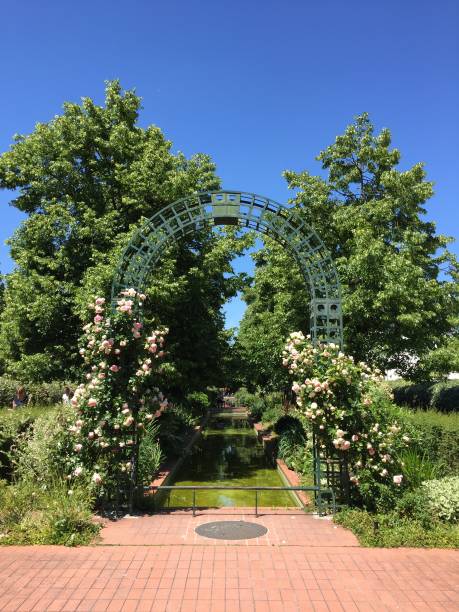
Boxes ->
[146,484,336,517]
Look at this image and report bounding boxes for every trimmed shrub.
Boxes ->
[431,382,459,412]
[185,391,210,417]
[391,380,459,413]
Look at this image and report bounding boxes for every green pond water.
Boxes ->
[158,415,296,508]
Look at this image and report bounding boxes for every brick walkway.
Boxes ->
[0,510,457,611]
[100,509,359,547]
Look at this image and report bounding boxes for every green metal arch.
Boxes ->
[111,190,343,345]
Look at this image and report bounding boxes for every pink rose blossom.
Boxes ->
[87,398,97,407]
[109,365,120,372]
[92,473,102,485]
[393,475,403,485]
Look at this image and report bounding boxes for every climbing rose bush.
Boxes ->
[67,289,169,503]
[283,332,409,509]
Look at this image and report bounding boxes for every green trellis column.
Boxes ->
[111,190,343,347]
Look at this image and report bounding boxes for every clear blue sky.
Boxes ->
[1,0,458,328]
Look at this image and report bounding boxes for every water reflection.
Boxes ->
[160,416,294,508]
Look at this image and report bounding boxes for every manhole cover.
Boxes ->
[195,520,268,540]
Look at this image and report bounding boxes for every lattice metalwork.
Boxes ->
[111,190,343,346]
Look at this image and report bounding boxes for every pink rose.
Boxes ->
[87,398,97,407]
[393,475,403,485]
[109,365,120,372]
[95,297,105,305]
[92,473,102,485]
[94,315,103,323]
[351,434,359,442]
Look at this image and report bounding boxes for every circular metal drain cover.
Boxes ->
[195,520,268,540]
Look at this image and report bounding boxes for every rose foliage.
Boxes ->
[283,332,410,510]
[67,290,168,504]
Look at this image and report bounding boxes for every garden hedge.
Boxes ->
[0,377,71,408]
[390,380,459,412]
[402,410,459,474]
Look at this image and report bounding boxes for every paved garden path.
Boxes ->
[0,509,457,612]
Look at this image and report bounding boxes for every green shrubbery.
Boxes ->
[157,404,199,457]
[0,405,99,545]
[334,410,459,547]
[401,410,459,474]
[0,405,58,480]
[0,479,99,546]
[137,421,163,488]
[235,388,285,425]
[422,477,459,523]
[335,506,458,548]
[391,380,459,412]
[0,377,70,408]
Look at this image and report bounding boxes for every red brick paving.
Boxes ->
[0,509,457,611]
[100,509,358,547]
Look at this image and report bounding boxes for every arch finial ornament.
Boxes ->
[111,190,343,346]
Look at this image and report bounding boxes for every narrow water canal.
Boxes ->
[160,415,296,508]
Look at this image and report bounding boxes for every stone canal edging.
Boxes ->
[253,421,311,508]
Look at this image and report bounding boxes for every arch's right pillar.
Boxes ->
[310,298,343,347]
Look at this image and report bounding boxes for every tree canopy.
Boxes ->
[0,81,247,394]
[237,114,458,385]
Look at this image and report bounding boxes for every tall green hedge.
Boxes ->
[402,410,459,474]
[390,380,459,413]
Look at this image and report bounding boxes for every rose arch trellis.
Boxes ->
[111,190,343,346]
[111,190,346,507]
